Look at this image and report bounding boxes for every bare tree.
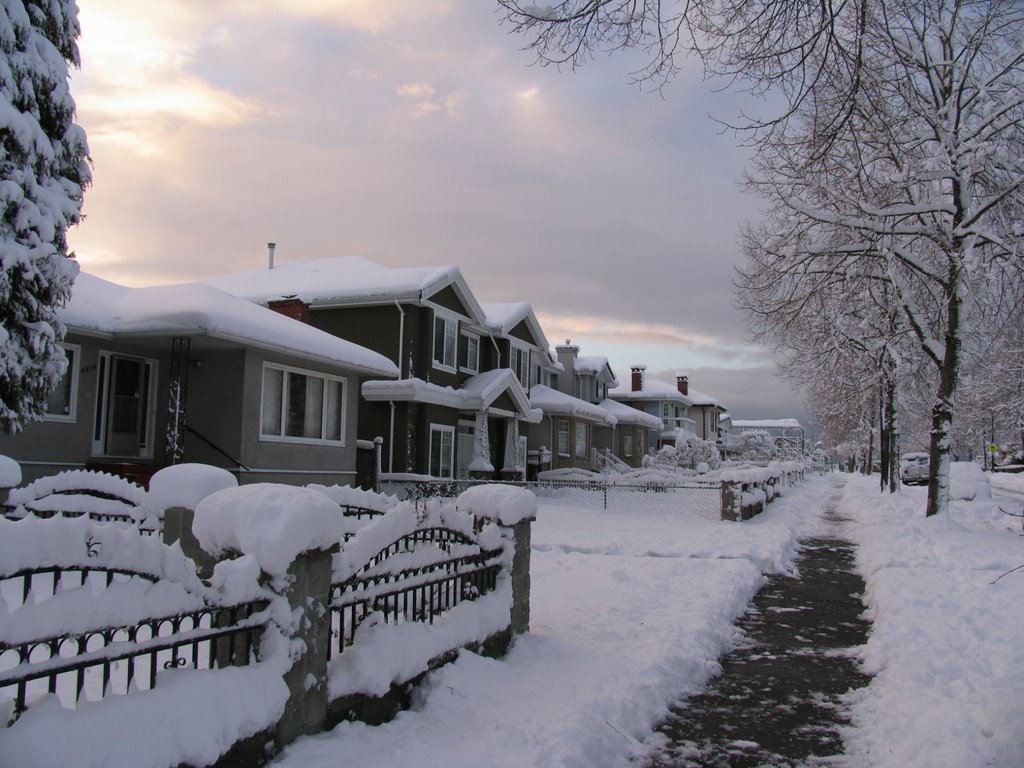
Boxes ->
[737,0,1024,516]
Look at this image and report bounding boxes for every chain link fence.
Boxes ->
[379,478,722,521]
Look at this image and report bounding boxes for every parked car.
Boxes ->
[901,452,930,485]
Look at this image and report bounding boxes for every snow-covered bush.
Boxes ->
[0,1,90,433]
[732,430,777,461]
[949,461,991,502]
[644,431,721,471]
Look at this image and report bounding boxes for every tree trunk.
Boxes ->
[925,264,962,517]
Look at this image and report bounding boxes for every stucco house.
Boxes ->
[207,256,544,479]
[0,272,399,487]
[728,418,806,455]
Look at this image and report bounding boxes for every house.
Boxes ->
[680,376,725,442]
[609,366,696,450]
[0,272,399,486]
[527,340,660,472]
[207,256,543,479]
[728,419,806,455]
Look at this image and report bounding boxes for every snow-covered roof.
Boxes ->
[529,385,617,426]
[576,356,618,386]
[63,273,399,378]
[597,399,663,431]
[609,378,692,407]
[481,301,552,354]
[732,419,804,430]
[362,370,541,422]
[206,255,485,323]
[686,387,722,408]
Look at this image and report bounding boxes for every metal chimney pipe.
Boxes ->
[267,242,276,270]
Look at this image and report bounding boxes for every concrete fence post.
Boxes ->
[721,481,740,521]
[274,544,337,751]
[500,519,533,634]
[163,506,216,579]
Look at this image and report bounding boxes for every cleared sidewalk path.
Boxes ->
[643,512,871,767]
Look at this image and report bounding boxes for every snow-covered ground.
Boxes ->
[273,472,1024,768]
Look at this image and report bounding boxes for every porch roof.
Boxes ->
[529,385,617,426]
[597,399,663,431]
[361,370,542,422]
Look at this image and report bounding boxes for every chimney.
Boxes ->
[268,296,310,324]
[267,242,276,270]
[677,373,689,396]
[631,365,646,392]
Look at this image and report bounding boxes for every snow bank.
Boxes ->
[148,463,237,511]
[455,484,537,525]
[949,461,991,501]
[193,484,346,576]
[841,475,1024,767]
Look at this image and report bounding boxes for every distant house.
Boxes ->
[609,366,695,450]
[208,257,543,479]
[729,419,806,455]
[526,341,660,471]
[0,273,399,486]
[682,377,725,442]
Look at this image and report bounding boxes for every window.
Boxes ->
[433,314,457,370]
[261,363,345,444]
[575,422,588,458]
[623,427,634,457]
[510,345,529,386]
[45,343,80,422]
[459,332,480,373]
[556,420,570,456]
[430,425,455,478]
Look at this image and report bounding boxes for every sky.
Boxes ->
[65,0,812,428]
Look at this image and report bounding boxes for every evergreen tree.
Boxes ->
[0,0,89,433]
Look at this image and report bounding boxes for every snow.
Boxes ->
[455,484,537,525]
[0,454,21,487]
[193,483,347,577]
[205,256,485,325]
[529,384,617,425]
[597,398,664,430]
[731,418,805,430]
[62,273,399,378]
[4,471,1023,767]
[148,463,238,511]
[362,370,541,422]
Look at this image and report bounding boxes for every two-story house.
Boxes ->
[0,272,399,487]
[528,341,661,471]
[208,256,542,480]
[609,366,696,450]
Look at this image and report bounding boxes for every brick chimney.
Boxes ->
[631,365,646,392]
[677,373,689,396]
[268,297,310,324]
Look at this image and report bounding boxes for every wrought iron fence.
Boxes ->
[380,477,722,519]
[329,525,505,658]
[0,588,266,722]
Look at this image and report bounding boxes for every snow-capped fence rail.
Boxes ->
[3,469,160,534]
[0,514,267,725]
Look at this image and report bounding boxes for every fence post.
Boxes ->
[501,518,533,635]
[721,481,740,521]
[274,544,337,751]
[163,506,217,579]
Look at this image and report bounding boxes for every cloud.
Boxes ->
[241,0,456,33]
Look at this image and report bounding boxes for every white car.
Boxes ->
[901,452,929,485]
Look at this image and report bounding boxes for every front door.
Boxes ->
[94,353,157,458]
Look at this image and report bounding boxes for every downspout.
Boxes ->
[388,401,396,474]
[489,332,501,368]
[394,300,406,376]
[390,300,405,476]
